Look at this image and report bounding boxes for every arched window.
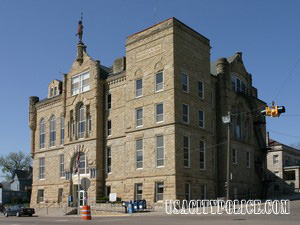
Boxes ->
[74,152,89,175]
[50,116,56,147]
[78,104,85,139]
[39,119,45,149]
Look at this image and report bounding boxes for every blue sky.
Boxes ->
[0,0,300,179]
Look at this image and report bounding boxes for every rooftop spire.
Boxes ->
[76,12,86,64]
[76,12,84,43]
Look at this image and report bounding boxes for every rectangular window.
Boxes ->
[58,188,63,203]
[185,183,191,201]
[50,117,56,147]
[232,149,237,164]
[60,117,64,145]
[200,185,207,200]
[77,106,85,139]
[198,81,204,99]
[107,93,111,110]
[39,158,45,180]
[135,183,143,200]
[88,114,92,133]
[156,103,164,123]
[156,135,164,167]
[155,71,164,92]
[59,155,65,178]
[107,120,111,136]
[136,108,143,127]
[273,155,279,166]
[136,139,143,169]
[183,136,190,168]
[155,182,164,202]
[106,147,111,173]
[246,152,250,168]
[198,110,204,128]
[181,73,189,93]
[199,140,205,170]
[54,86,57,96]
[71,71,90,95]
[135,79,143,97]
[37,189,44,203]
[40,121,45,149]
[182,104,189,124]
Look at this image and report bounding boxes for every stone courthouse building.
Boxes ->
[29,17,267,207]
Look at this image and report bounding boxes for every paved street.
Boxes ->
[0,200,299,225]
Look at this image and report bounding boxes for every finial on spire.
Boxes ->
[76,12,84,43]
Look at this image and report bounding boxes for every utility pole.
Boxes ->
[77,147,80,216]
[222,111,231,200]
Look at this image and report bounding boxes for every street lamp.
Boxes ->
[222,112,231,200]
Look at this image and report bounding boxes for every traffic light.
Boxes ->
[261,103,285,117]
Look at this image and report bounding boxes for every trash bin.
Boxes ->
[139,200,143,211]
[133,200,138,212]
[128,201,133,214]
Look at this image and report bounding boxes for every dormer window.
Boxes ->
[231,76,246,94]
[71,71,90,96]
[54,86,57,96]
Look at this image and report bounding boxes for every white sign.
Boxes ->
[0,188,2,204]
[109,193,117,202]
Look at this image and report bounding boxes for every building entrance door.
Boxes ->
[79,190,86,207]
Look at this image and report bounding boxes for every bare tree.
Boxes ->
[0,151,31,181]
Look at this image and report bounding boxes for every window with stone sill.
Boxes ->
[49,116,56,147]
[39,157,45,180]
[183,136,190,168]
[182,104,189,124]
[199,110,205,128]
[136,108,143,127]
[77,104,85,139]
[198,81,204,99]
[156,135,164,167]
[181,73,189,93]
[71,71,90,96]
[39,119,46,149]
[156,103,164,123]
[135,79,143,98]
[155,71,164,92]
[199,140,205,170]
[107,120,111,136]
[136,139,143,169]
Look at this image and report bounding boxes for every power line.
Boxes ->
[273,58,300,100]
[268,130,300,139]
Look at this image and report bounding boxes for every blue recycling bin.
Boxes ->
[139,200,143,211]
[133,200,138,212]
[128,201,133,214]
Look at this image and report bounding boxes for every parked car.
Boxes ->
[3,205,35,217]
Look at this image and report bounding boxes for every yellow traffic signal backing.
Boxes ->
[261,102,285,117]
